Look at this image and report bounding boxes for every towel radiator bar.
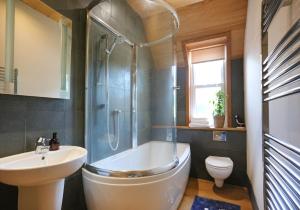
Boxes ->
[262,0,300,208]
[0,66,18,94]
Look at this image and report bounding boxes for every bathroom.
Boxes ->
[0,0,299,210]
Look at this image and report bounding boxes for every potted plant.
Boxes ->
[212,90,225,128]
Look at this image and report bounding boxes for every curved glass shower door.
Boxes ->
[85,0,179,177]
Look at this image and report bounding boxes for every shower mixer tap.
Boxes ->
[35,137,50,154]
[113,109,122,114]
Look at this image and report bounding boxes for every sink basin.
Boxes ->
[0,146,87,186]
[0,146,87,210]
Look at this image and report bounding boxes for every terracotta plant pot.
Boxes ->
[214,115,225,128]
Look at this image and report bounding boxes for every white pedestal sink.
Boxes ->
[0,146,87,210]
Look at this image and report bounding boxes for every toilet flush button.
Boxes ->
[213,131,227,141]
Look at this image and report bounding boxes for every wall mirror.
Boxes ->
[0,0,72,99]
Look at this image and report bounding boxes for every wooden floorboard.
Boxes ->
[178,178,253,210]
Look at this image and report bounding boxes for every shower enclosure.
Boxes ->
[85,0,179,177]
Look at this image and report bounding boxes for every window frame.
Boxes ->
[183,33,232,127]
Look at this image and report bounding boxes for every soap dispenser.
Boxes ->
[49,132,60,151]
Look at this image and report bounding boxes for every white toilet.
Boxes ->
[205,156,233,188]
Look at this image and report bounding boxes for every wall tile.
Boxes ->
[0,132,25,158]
[25,97,66,112]
[231,58,245,126]
[0,95,27,112]
[177,110,187,125]
[0,110,26,157]
[25,111,65,131]
[0,111,25,133]
[177,129,247,186]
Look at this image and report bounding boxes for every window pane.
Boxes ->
[193,60,224,85]
[193,87,221,119]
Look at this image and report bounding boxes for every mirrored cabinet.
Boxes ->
[0,0,72,99]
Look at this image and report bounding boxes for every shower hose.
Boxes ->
[105,44,120,151]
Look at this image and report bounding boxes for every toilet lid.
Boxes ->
[205,156,233,168]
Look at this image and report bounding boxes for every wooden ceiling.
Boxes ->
[139,0,248,69]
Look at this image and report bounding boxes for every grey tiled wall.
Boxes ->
[231,59,245,126]
[0,8,87,210]
[151,69,174,126]
[151,126,247,186]
[173,58,247,186]
[177,129,247,186]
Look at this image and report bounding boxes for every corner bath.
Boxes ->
[82,141,191,210]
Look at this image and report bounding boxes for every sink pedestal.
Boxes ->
[18,179,65,210]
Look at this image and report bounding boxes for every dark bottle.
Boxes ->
[49,132,60,151]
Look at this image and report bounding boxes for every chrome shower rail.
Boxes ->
[139,0,180,47]
[88,0,180,48]
[85,158,179,177]
[88,12,134,47]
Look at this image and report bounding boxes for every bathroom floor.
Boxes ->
[178,178,253,210]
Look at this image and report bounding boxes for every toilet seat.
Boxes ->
[205,156,233,169]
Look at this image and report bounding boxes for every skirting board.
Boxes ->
[245,175,259,210]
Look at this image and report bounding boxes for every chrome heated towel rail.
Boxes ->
[261,1,300,207]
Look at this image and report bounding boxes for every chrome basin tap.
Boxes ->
[35,137,50,154]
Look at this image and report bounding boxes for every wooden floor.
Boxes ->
[178,178,253,210]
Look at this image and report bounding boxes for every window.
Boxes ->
[184,34,231,127]
[190,59,225,126]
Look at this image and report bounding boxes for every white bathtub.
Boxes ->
[82,141,191,210]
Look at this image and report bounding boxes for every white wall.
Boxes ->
[244,0,264,209]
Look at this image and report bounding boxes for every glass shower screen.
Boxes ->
[85,0,179,177]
